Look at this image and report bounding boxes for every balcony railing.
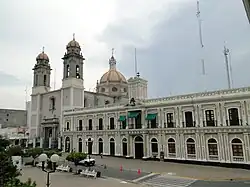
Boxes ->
[208,155,218,160]
[183,121,196,127]
[168,153,176,158]
[226,119,242,126]
[167,122,175,128]
[187,154,196,159]
[128,124,142,129]
[96,125,103,130]
[233,156,244,162]
[147,123,159,129]
[63,128,71,131]
[203,120,217,127]
[76,127,83,131]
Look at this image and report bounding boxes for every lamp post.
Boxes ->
[39,153,60,187]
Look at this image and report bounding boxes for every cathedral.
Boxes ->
[29,36,250,166]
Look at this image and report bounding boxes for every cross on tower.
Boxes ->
[42,46,45,53]
[111,48,114,56]
[73,33,75,40]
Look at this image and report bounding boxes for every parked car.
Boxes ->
[78,158,95,166]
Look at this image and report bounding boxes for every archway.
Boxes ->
[65,137,70,152]
[151,138,158,156]
[122,138,128,156]
[98,138,103,154]
[110,138,115,156]
[78,138,82,152]
[134,136,144,159]
[88,138,93,154]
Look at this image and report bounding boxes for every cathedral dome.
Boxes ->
[36,51,49,61]
[67,38,80,49]
[100,69,127,83]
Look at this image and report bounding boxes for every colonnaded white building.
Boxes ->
[28,35,250,165]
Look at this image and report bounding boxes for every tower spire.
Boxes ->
[109,48,116,69]
[73,33,75,40]
[42,46,45,53]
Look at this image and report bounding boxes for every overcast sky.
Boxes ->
[0,0,249,109]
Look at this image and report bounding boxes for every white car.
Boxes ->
[78,158,95,166]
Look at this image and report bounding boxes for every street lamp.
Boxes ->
[39,153,60,187]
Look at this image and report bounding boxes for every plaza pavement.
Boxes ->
[19,167,144,187]
[91,155,250,181]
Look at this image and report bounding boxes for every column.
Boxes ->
[49,137,52,149]
[179,133,185,159]
[243,133,250,163]
[215,103,221,126]
[218,133,225,161]
[195,133,201,160]
[129,136,133,157]
[25,140,28,148]
[40,137,43,148]
[33,138,36,148]
[241,101,247,126]
[58,137,61,149]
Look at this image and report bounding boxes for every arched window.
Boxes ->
[122,138,127,156]
[109,138,115,156]
[98,138,103,154]
[168,138,176,157]
[66,65,70,77]
[186,138,196,158]
[65,137,70,152]
[112,87,117,92]
[76,65,80,79]
[98,118,103,130]
[135,136,143,142]
[151,138,158,155]
[208,138,218,160]
[78,138,82,152]
[231,138,244,162]
[228,108,240,126]
[43,75,47,86]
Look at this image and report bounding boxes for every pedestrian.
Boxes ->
[100,153,103,159]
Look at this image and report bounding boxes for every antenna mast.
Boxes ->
[196,0,206,91]
[25,86,28,103]
[54,68,56,90]
[134,48,138,77]
[223,44,231,89]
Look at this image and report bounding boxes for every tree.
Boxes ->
[0,138,36,187]
[0,135,10,151]
[7,145,24,157]
[66,152,87,173]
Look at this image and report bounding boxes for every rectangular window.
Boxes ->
[205,110,215,126]
[185,111,194,127]
[166,113,174,128]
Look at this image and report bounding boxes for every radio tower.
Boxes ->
[196,0,206,91]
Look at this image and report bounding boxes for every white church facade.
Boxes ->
[28,36,250,165]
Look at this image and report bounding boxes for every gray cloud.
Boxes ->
[99,0,250,97]
[0,71,28,87]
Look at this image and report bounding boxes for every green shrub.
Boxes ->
[7,146,24,156]
[66,152,87,163]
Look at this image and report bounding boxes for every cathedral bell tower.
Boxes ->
[61,34,85,109]
[62,34,85,88]
[32,48,52,95]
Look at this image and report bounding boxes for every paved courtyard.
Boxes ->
[19,167,143,187]
[91,155,250,181]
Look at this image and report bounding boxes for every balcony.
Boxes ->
[76,127,83,131]
[86,126,93,131]
[167,122,175,128]
[147,123,159,129]
[41,118,59,126]
[203,120,217,127]
[226,119,242,126]
[128,124,142,129]
[63,128,71,131]
[183,121,196,128]
[96,125,103,130]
